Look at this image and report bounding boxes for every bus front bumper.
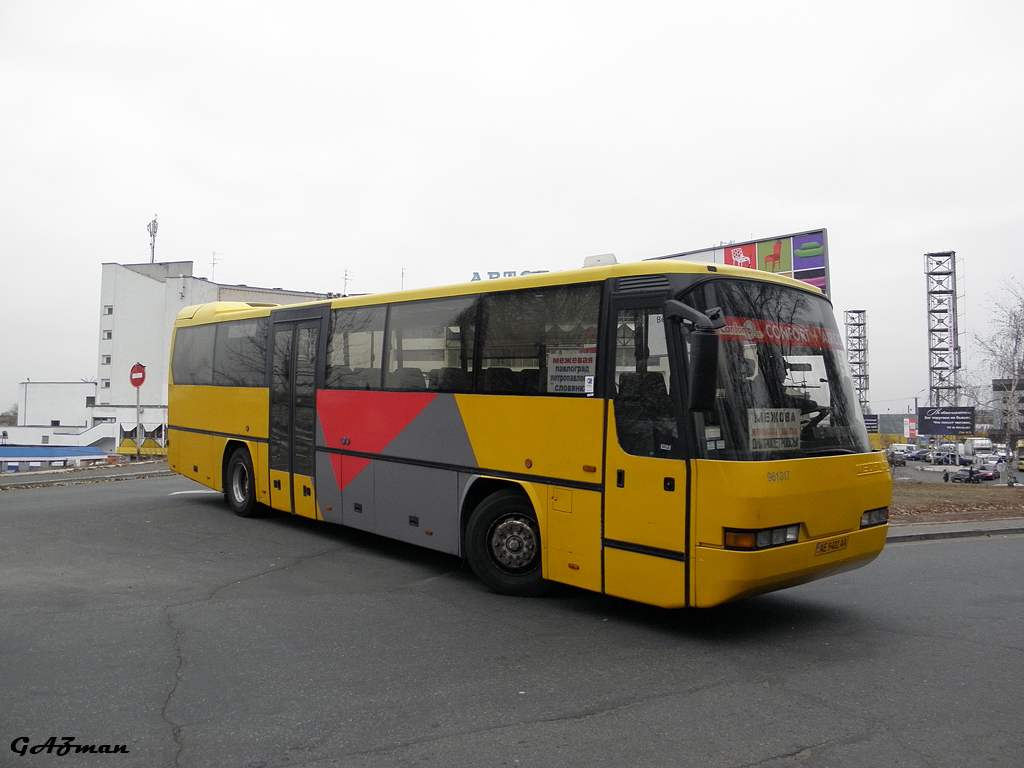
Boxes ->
[692,524,888,608]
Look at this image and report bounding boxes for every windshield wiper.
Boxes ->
[800,448,858,457]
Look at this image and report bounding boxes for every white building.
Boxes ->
[14,261,329,454]
[15,381,98,446]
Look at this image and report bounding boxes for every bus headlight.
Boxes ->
[724,524,799,550]
[860,508,889,528]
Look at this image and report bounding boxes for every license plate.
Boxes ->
[815,537,848,556]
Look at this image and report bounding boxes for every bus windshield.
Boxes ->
[685,279,870,461]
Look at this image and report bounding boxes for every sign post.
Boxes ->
[130,363,146,460]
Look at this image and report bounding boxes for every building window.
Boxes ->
[86,396,95,407]
[101,380,110,389]
[104,305,114,315]
[102,330,112,340]
[51,420,61,427]
[41,435,49,444]
[101,355,111,365]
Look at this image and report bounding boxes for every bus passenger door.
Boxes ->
[602,302,689,609]
[269,313,324,519]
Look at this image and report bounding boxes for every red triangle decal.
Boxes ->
[318,390,436,489]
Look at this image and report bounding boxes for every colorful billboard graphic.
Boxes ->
[724,243,756,269]
[651,229,830,297]
[792,233,826,269]
[756,238,792,273]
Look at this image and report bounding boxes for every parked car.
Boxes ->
[906,449,930,461]
[978,462,1001,481]
[887,451,906,467]
[951,468,981,484]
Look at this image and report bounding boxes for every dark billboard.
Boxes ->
[916,406,975,435]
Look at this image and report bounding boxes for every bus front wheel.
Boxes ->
[225,448,258,518]
[466,489,549,597]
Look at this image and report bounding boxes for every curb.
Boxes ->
[887,522,1024,543]
[0,468,176,491]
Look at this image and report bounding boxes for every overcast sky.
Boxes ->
[2,0,1022,416]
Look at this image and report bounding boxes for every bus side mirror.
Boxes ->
[663,301,723,413]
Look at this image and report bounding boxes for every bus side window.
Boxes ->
[386,367,426,390]
[325,306,385,390]
[385,296,478,392]
[613,308,677,457]
[171,324,216,386]
[478,283,600,396]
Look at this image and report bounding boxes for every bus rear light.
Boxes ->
[860,508,889,528]
[724,524,799,551]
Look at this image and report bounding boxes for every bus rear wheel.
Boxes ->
[466,489,548,597]
[225,447,258,518]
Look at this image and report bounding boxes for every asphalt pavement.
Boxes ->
[5,475,1024,766]
[4,458,1023,543]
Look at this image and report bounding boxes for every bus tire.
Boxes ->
[466,489,549,597]
[225,447,258,518]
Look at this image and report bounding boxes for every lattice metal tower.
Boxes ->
[844,309,869,413]
[924,251,961,406]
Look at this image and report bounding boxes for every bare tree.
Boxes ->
[975,279,1024,479]
[0,403,17,427]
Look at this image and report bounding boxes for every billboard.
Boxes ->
[650,228,830,297]
[916,406,976,435]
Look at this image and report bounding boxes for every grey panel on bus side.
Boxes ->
[315,451,342,524]
[374,462,460,555]
[313,456,377,533]
[379,394,477,467]
[342,459,376,533]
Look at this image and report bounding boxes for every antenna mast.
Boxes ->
[147,215,158,263]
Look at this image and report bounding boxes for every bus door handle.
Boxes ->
[616,469,625,488]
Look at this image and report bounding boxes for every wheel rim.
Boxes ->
[231,463,249,504]
[487,515,540,573]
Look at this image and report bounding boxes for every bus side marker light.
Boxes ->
[860,508,889,528]
[568,563,580,570]
[583,465,596,473]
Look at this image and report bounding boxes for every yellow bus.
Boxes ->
[168,258,890,608]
